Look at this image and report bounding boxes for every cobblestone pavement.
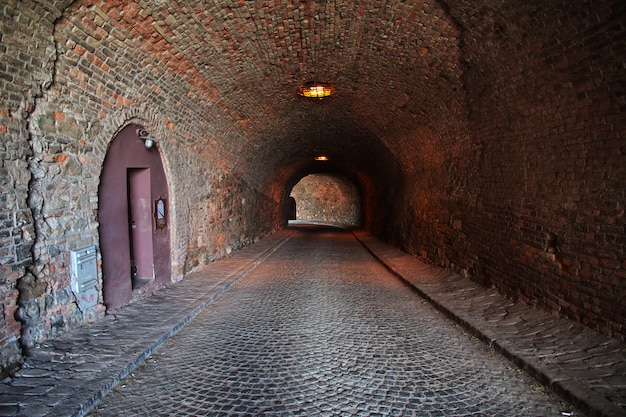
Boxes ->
[89,226,578,417]
[353,230,626,417]
[0,231,294,417]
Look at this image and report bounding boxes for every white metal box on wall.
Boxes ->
[69,246,99,310]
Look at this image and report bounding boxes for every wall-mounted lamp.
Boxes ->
[137,128,156,149]
[545,232,558,253]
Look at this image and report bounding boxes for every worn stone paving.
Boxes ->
[353,230,626,417]
[2,225,624,416]
[89,226,579,417]
[0,231,294,417]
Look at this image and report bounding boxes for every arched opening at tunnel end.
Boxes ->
[288,174,362,228]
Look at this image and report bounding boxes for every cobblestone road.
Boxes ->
[90,227,574,416]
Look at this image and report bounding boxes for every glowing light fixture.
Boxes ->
[315,155,329,161]
[298,82,336,99]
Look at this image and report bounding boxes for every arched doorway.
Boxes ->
[98,124,171,310]
[290,174,361,227]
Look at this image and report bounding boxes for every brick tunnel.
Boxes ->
[0,0,624,394]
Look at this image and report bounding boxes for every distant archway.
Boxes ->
[290,174,361,227]
[98,124,171,310]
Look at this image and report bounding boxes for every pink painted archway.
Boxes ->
[98,124,171,310]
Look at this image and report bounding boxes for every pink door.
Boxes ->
[128,168,154,286]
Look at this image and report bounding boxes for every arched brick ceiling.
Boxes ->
[93,0,464,193]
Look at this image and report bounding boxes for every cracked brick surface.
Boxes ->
[90,227,576,417]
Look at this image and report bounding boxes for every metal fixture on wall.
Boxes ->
[137,128,156,149]
[545,232,558,253]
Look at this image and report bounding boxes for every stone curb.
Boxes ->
[353,230,626,417]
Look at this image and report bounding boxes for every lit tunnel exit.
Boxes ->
[289,174,361,227]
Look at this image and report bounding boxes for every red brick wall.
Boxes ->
[381,1,625,341]
[463,1,624,339]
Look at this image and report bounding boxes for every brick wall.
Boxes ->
[460,1,625,340]
[380,0,625,341]
[0,0,280,375]
[0,0,71,376]
[19,0,279,346]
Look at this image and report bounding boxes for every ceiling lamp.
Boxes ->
[315,155,329,161]
[298,82,336,99]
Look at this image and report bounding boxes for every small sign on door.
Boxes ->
[154,197,167,229]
